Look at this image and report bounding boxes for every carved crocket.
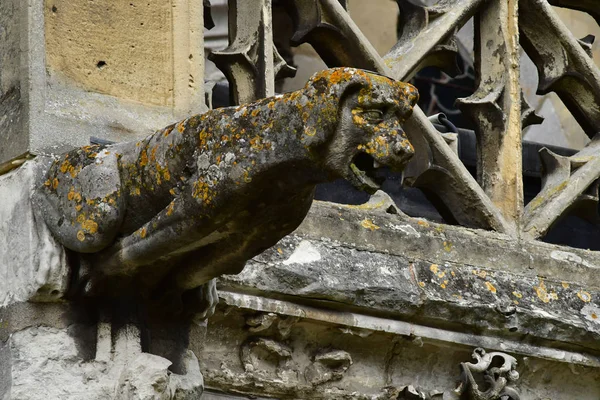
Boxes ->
[33,67,418,312]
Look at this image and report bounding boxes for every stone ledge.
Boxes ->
[219,200,600,361]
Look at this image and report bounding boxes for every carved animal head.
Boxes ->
[299,68,418,194]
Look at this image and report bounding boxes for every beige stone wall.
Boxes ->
[45,0,174,107]
[283,0,398,92]
[348,0,398,56]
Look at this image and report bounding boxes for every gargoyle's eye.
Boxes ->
[362,109,384,123]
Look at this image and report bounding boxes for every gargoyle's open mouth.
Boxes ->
[349,152,386,194]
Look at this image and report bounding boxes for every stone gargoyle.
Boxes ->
[33,67,418,315]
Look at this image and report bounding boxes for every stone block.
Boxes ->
[0,0,206,169]
[0,160,68,306]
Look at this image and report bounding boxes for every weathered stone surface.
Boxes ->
[0,310,204,400]
[45,0,175,107]
[220,199,600,361]
[0,0,26,166]
[0,161,68,306]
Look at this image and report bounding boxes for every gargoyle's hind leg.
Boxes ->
[33,148,126,254]
[85,171,232,282]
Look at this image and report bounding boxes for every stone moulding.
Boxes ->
[219,199,600,366]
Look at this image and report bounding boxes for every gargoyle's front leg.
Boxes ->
[144,187,315,317]
[82,174,236,294]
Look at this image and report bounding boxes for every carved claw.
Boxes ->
[181,278,219,320]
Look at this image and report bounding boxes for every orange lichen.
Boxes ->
[360,218,380,231]
[534,279,557,303]
[140,149,148,167]
[81,219,98,234]
[485,282,497,293]
[166,202,175,216]
[577,291,592,303]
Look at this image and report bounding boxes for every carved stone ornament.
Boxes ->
[396,348,520,400]
[32,67,418,314]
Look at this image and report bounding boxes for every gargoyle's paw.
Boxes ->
[181,279,219,320]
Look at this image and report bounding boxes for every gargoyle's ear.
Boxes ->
[300,68,365,148]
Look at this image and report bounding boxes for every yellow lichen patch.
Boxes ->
[242,170,252,183]
[139,227,147,238]
[473,269,487,279]
[52,178,59,189]
[130,187,141,196]
[81,219,98,234]
[512,291,522,299]
[250,136,265,151]
[361,218,380,231]
[562,282,570,289]
[577,291,592,303]
[140,149,148,167]
[251,109,260,117]
[76,214,86,224]
[76,230,85,242]
[150,146,158,163]
[417,220,429,227]
[75,205,82,211]
[591,313,598,320]
[59,159,71,174]
[429,264,439,274]
[165,201,175,217]
[277,248,283,254]
[192,180,215,204]
[440,283,447,289]
[443,241,452,252]
[534,279,553,303]
[418,281,426,288]
[304,126,317,137]
[163,126,174,137]
[485,282,497,294]
[44,179,51,187]
[177,122,185,133]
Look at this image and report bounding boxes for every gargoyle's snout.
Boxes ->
[392,137,415,166]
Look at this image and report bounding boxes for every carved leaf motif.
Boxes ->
[524,134,600,239]
[520,0,600,138]
[210,0,295,104]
